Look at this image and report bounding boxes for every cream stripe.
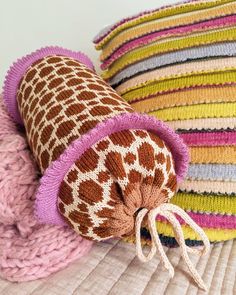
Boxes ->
[166,117,236,130]
[180,179,236,194]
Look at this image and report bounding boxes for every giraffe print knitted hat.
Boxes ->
[3,46,209,289]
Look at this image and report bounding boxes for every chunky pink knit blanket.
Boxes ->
[0,96,92,282]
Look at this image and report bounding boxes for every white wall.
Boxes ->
[0,0,177,87]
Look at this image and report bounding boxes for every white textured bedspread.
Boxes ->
[1,239,236,295]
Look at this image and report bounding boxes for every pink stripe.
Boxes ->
[180,131,236,146]
[157,211,236,229]
[101,14,236,70]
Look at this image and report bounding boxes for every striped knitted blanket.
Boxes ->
[94,0,236,246]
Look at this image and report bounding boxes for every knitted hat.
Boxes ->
[3,46,209,289]
[93,0,236,248]
[0,96,92,282]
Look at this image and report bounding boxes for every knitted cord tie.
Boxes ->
[135,203,210,291]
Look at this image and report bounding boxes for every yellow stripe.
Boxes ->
[97,0,234,49]
[102,26,236,80]
[156,221,236,241]
[124,224,236,244]
[149,102,236,121]
[123,70,236,101]
[171,192,236,214]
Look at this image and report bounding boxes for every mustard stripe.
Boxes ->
[190,146,236,164]
[149,102,236,121]
[101,2,236,60]
[96,0,234,49]
[102,26,236,80]
[124,224,236,243]
[123,70,236,101]
[156,221,236,241]
[171,192,236,215]
[130,85,236,113]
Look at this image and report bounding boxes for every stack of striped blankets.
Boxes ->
[94,0,236,247]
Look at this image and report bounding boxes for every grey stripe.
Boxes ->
[187,163,236,181]
[110,41,236,85]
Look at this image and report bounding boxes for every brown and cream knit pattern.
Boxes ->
[16,54,178,242]
[58,129,177,241]
[16,55,133,172]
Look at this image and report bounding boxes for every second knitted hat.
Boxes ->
[93,0,236,248]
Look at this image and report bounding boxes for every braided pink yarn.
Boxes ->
[0,96,93,282]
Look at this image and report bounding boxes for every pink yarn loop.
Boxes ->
[0,97,92,282]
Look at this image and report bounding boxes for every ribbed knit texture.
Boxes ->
[94,0,236,246]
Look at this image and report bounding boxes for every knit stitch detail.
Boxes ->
[155,220,236,241]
